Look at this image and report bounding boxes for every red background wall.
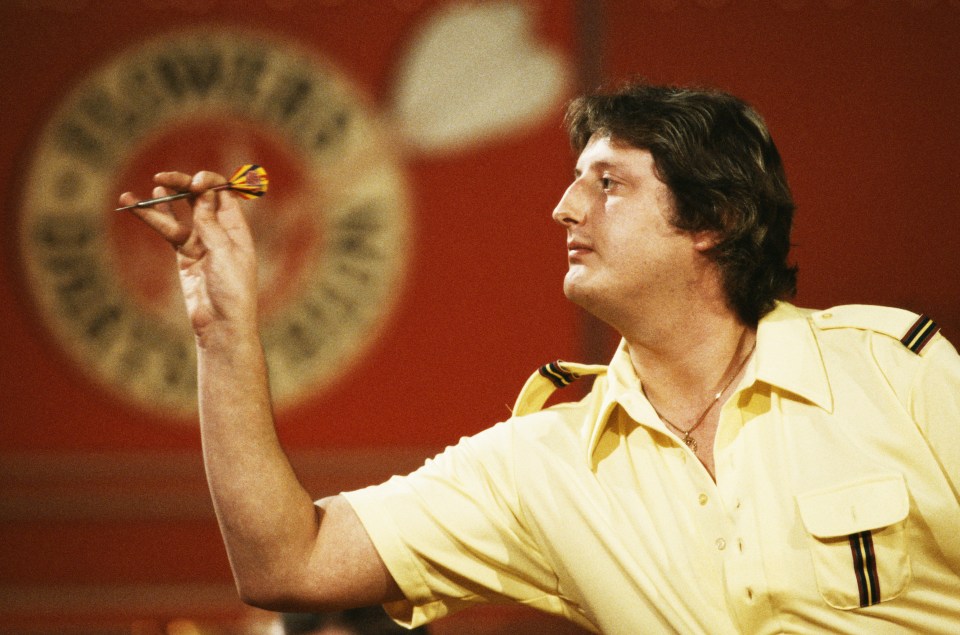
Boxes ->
[1,1,957,633]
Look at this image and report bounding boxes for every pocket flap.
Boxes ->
[796,474,909,538]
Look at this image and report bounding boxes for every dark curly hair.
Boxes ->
[564,80,798,324]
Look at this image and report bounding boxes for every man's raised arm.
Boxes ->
[117,170,401,611]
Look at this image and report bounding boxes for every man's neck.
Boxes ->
[620,302,756,416]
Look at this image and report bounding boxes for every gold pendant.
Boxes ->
[684,435,698,452]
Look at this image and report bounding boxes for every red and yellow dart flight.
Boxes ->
[223,164,268,199]
[115,164,269,211]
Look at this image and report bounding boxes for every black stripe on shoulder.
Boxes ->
[900,315,940,354]
[538,360,579,389]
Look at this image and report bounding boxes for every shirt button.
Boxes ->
[698,493,709,506]
[716,538,727,551]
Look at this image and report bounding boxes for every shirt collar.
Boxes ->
[584,301,833,463]
[752,301,833,412]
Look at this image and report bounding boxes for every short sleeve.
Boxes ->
[909,334,960,496]
[341,421,561,628]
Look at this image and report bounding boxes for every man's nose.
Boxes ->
[552,181,586,226]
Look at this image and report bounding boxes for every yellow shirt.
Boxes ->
[343,302,960,634]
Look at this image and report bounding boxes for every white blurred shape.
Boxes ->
[390,0,569,154]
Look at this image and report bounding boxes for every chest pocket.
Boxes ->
[796,474,912,610]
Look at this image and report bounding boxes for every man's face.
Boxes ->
[552,134,707,325]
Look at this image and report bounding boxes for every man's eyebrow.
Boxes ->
[592,160,620,172]
[574,160,625,177]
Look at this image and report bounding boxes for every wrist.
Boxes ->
[195,319,262,352]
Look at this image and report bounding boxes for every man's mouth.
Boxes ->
[567,240,592,258]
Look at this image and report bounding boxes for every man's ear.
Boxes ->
[691,230,720,252]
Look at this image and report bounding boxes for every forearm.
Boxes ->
[196,323,318,605]
[120,172,397,608]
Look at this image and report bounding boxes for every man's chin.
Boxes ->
[563,278,617,323]
[563,279,594,310]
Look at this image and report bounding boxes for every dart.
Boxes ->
[115,164,269,211]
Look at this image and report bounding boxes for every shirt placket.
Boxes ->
[619,389,738,620]
[714,395,776,633]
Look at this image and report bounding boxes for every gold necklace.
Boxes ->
[648,339,756,453]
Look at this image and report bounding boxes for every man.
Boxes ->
[119,81,960,634]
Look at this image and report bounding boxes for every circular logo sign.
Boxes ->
[18,30,410,420]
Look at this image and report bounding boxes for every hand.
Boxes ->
[117,170,259,338]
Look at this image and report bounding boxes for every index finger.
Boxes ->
[119,184,191,246]
[188,170,230,225]
[189,170,228,193]
[153,170,195,192]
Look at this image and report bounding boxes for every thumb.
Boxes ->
[194,188,219,224]
[191,189,232,253]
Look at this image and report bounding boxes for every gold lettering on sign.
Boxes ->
[19,30,410,419]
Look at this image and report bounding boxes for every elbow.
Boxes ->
[236,585,309,613]
[229,567,297,611]
[232,572,343,613]
[234,577,286,611]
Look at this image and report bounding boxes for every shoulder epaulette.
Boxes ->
[513,360,607,417]
[899,315,941,354]
[538,360,582,389]
[811,304,941,355]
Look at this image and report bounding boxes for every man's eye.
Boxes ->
[601,177,613,190]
